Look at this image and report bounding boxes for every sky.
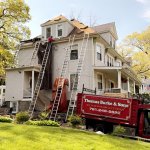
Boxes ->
[24,0,150,43]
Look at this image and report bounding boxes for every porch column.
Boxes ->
[127,77,130,92]
[117,70,121,89]
[31,70,35,98]
[133,81,136,94]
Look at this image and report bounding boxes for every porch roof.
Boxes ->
[5,66,40,72]
[93,66,141,84]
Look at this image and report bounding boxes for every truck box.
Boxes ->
[77,93,140,126]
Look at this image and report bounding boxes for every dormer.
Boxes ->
[41,15,74,39]
[92,22,118,49]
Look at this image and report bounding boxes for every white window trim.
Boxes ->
[96,43,103,61]
[69,73,78,91]
[56,24,63,38]
[46,26,51,39]
[107,54,114,66]
[97,73,103,90]
[10,101,18,113]
[70,44,78,60]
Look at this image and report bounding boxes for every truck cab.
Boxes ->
[139,110,150,138]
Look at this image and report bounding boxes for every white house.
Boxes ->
[0,85,6,106]
[5,15,141,113]
[141,77,150,94]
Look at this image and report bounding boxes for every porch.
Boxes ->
[93,66,141,97]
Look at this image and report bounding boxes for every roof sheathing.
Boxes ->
[41,15,69,27]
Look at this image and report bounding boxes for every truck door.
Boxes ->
[143,110,150,136]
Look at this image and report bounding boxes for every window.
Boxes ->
[57,24,63,37]
[10,101,18,113]
[107,55,114,66]
[97,74,103,90]
[46,27,51,38]
[96,45,102,61]
[70,44,78,60]
[70,74,78,90]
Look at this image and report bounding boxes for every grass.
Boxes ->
[0,123,150,150]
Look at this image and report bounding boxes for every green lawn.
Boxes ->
[0,123,150,150]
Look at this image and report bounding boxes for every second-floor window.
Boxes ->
[107,55,114,66]
[70,44,78,60]
[96,45,102,61]
[57,24,63,37]
[46,27,51,38]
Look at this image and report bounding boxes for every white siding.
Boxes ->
[52,38,94,93]
[42,21,74,39]
[5,70,24,101]
[18,47,38,67]
[100,33,110,44]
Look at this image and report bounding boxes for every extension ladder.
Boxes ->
[49,35,75,121]
[65,33,89,121]
[28,41,53,118]
[30,41,41,66]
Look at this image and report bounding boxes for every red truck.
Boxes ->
[76,93,150,139]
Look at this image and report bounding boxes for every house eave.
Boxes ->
[5,66,40,72]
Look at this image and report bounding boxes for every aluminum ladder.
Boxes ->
[49,35,75,121]
[30,41,41,66]
[28,41,53,118]
[65,33,89,121]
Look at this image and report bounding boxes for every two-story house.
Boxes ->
[5,15,141,113]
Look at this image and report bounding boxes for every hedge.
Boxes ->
[25,120,60,127]
[0,116,13,123]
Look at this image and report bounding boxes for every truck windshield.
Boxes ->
[144,111,150,135]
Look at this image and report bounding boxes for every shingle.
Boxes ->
[92,22,118,39]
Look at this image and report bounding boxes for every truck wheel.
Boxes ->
[95,124,105,133]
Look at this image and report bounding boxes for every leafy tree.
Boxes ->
[0,0,31,50]
[0,46,14,76]
[0,0,31,76]
[117,26,150,78]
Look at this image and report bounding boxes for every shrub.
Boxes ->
[0,116,13,123]
[68,115,82,127]
[38,112,48,120]
[16,112,29,124]
[25,120,60,127]
[113,125,126,135]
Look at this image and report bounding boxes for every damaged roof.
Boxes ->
[70,19,95,34]
[41,15,118,38]
[41,15,69,27]
[41,15,95,34]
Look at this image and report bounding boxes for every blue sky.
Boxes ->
[25,0,150,43]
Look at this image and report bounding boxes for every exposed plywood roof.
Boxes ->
[41,15,68,27]
[41,15,95,34]
[92,22,118,39]
[70,19,95,34]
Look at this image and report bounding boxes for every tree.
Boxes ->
[0,0,31,76]
[117,26,150,78]
[0,0,31,50]
[0,46,14,76]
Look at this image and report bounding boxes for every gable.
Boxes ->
[92,22,118,40]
